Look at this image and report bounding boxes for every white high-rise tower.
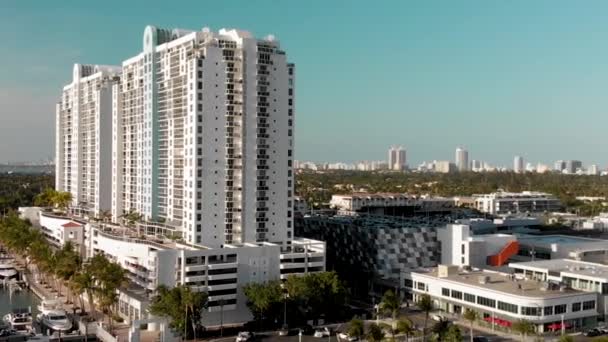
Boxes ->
[514,156,524,173]
[388,146,406,171]
[56,64,121,217]
[455,147,469,172]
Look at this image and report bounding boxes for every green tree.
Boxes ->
[347,318,364,339]
[284,271,347,321]
[512,319,535,342]
[396,318,415,341]
[462,309,477,342]
[417,294,433,342]
[367,323,385,342]
[242,281,282,327]
[149,285,208,339]
[379,290,400,321]
[431,320,451,341]
[444,324,463,342]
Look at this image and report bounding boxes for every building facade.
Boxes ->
[107,26,295,248]
[473,191,562,215]
[455,147,469,172]
[404,265,598,333]
[50,25,325,327]
[56,64,121,217]
[388,146,407,171]
[514,156,524,173]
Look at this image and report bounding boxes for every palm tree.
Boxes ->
[417,294,433,342]
[347,319,364,340]
[181,287,208,340]
[53,191,73,212]
[396,317,414,342]
[462,309,477,342]
[512,319,535,342]
[71,270,96,315]
[366,323,385,342]
[379,290,400,321]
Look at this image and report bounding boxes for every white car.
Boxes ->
[338,332,358,341]
[314,328,331,338]
[236,331,253,342]
[431,314,444,322]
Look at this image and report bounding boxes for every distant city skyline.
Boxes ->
[4,1,608,165]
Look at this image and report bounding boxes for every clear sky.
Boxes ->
[2,0,608,167]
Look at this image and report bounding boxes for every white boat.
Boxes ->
[37,299,63,315]
[39,310,72,332]
[3,308,32,331]
[0,263,17,280]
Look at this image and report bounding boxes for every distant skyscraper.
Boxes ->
[588,164,599,176]
[388,146,406,171]
[513,156,524,173]
[455,147,469,172]
[565,160,583,174]
[471,160,482,171]
[554,160,566,172]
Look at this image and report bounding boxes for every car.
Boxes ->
[338,332,358,341]
[236,331,254,342]
[431,314,444,322]
[314,327,331,338]
[300,325,315,335]
[585,329,602,337]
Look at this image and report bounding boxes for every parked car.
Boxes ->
[314,327,331,338]
[300,325,315,335]
[338,332,358,341]
[431,314,444,322]
[585,329,602,337]
[236,331,254,342]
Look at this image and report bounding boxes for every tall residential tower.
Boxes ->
[455,147,469,172]
[388,146,407,171]
[56,64,121,216]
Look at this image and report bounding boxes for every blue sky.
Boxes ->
[2,1,608,167]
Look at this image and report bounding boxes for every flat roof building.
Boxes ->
[404,265,599,333]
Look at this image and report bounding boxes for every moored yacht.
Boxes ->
[0,263,17,280]
[38,310,72,332]
[3,308,32,331]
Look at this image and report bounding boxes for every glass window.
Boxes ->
[583,300,596,310]
[555,304,567,314]
[544,306,553,316]
[521,307,539,316]
[464,293,475,303]
[477,296,495,308]
[498,301,518,314]
[404,279,413,288]
[451,290,463,300]
[417,282,426,291]
[572,302,581,312]
[442,288,450,297]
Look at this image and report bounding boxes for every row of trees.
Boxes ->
[0,213,127,326]
[34,187,73,212]
[296,170,608,211]
[243,271,347,327]
[0,174,54,214]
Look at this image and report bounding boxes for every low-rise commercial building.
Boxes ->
[473,191,562,215]
[404,265,598,333]
[329,193,454,216]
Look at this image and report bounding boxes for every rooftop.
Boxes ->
[306,212,475,230]
[517,234,608,246]
[412,267,586,298]
[509,259,608,280]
